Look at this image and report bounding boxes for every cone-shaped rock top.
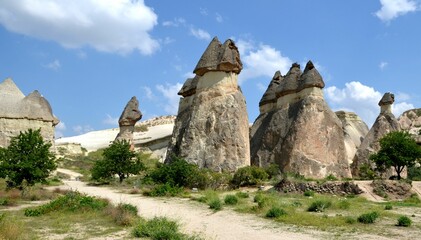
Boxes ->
[193,37,242,76]
[378,92,394,106]
[259,71,283,106]
[178,75,199,97]
[118,96,142,126]
[276,61,325,97]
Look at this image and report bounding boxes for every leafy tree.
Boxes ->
[0,129,56,189]
[370,131,421,180]
[90,140,145,183]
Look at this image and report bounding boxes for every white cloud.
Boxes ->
[73,125,94,135]
[325,81,414,127]
[0,0,159,55]
[375,0,418,22]
[216,13,223,23]
[190,27,211,41]
[55,121,66,138]
[103,114,118,126]
[142,86,155,100]
[183,72,195,79]
[162,17,186,27]
[379,61,388,70]
[235,38,255,56]
[200,8,208,16]
[239,41,292,84]
[156,83,183,114]
[44,59,61,70]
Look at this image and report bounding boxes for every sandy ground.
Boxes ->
[354,180,385,202]
[54,180,323,240]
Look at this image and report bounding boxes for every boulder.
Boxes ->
[250,62,351,178]
[166,37,250,172]
[0,78,59,147]
[114,96,142,147]
[351,92,401,177]
[336,111,369,165]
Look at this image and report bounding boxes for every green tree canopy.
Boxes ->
[91,140,145,183]
[0,129,56,189]
[370,131,421,180]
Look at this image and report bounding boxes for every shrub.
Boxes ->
[149,156,197,188]
[132,217,181,239]
[231,166,268,187]
[0,129,56,189]
[304,190,315,197]
[384,203,393,210]
[265,206,287,218]
[357,211,379,224]
[147,183,183,197]
[359,163,376,180]
[24,191,108,216]
[325,174,338,181]
[307,200,332,212]
[397,216,412,227]
[107,203,138,226]
[338,200,351,210]
[224,195,238,205]
[235,192,249,199]
[208,198,222,211]
[264,164,280,179]
[345,216,356,224]
[404,193,421,205]
[91,140,145,183]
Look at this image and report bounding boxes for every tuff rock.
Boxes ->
[250,62,351,179]
[398,108,421,145]
[166,37,249,172]
[351,92,401,177]
[115,96,142,147]
[336,111,369,165]
[0,78,59,147]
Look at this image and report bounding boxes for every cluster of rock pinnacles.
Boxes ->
[122,36,402,179]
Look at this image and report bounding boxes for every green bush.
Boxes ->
[235,192,249,199]
[359,163,376,180]
[325,174,338,181]
[265,206,287,218]
[384,203,393,210]
[224,195,238,205]
[231,166,268,187]
[149,156,197,188]
[24,191,108,216]
[345,216,356,224]
[264,164,280,179]
[357,211,379,224]
[397,216,412,227]
[303,190,315,197]
[91,140,145,183]
[147,183,183,197]
[307,200,332,212]
[338,200,351,210]
[208,198,222,211]
[132,217,182,239]
[109,203,138,226]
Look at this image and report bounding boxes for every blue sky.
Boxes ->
[0,0,420,137]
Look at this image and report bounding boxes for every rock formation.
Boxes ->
[398,108,421,145]
[250,62,351,178]
[166,37,250,172]
[336,111,369,165]
[0,78,59,147]
[351,92,401,177]
[114,96,142,148]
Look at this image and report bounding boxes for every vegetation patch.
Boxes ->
[265,206,287,218]
[132,217,200,240]
[357,211,379,224]
[307,200,332,212]
[224,194,238,205]
[397,216,412,227]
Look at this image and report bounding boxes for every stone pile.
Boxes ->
[166,37,250,172]
[275,179,363,195]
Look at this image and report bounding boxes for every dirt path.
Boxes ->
[412,181,421,196]
[354,180,385,202]
[55,180,323,240]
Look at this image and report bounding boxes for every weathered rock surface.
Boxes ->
[250,62,351,179]
[166,37,249,172]
[351,93,401,177]
[115,96,142,147]
[275,179,363,195]
[0,78,59,147]
[398,108,421,145]
[336,111,369,165]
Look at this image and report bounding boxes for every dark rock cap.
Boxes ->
[378,92,394,106]
[276,61,325,98]
[178,75,199,97]
[193,37,243,76]
[259,71,283,106]
[118,96,142,126]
